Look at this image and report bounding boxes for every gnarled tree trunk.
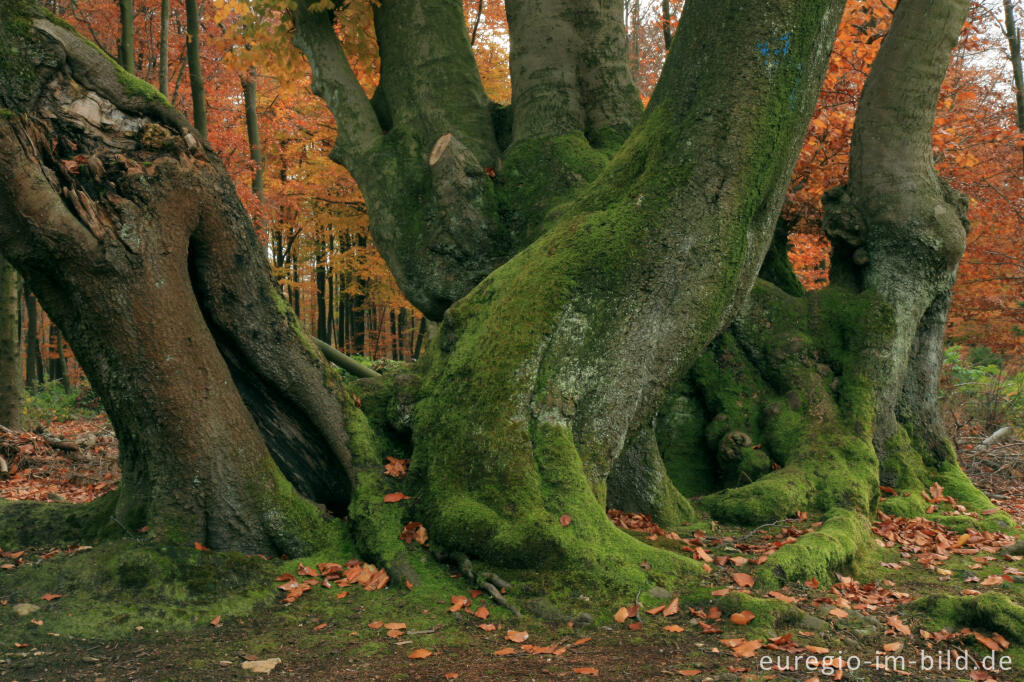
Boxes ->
[0,9,365,555]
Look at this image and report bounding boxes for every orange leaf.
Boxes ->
[40,593,61,601]
[730,610,755,625]
[677,671,701,677]
[444,674,459,680]
[613,606,630,623]
[573,667,599,676]
[559,514,572,527]
[383,622,406,630]
[768,591,797,604]
[628,622,642,631]
[828,608,848,619]
[662,597,680,617]
[731,572,754,588]
[663,624,684,633]
[474,606,489,619]
[493,647,517,656]
[478,623,497,631]
[368,620,383,629]
[194,541,211,551]
[383,492,411,503]
[314,623,328,631]
[449,595,470,612]
[505,630,529,643]
[408,648,432,659]
[210,615,222,627]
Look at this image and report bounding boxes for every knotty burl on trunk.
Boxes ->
[0,0,1001,592]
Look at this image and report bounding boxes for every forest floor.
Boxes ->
[4,415,1024,680]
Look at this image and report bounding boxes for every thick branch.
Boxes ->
[290,0,382,174]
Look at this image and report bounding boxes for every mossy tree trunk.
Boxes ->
[404,0,844,577]
[656,0,992,540]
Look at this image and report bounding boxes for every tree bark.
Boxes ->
[0,258,21,429]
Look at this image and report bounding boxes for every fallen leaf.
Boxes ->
[506,630,529,643]
[663,624,684,632]
[408,648,432,659]
[387,629,403,638]
[493,647,517,656]
[194,541,211,552]
[829,608,848,619]
[663,597,680,617]
[384,456,409,478]
[368,620,383,629]
[730,610,755,625]
[40,593,61,601]
[573,667,599,676]
[240,658,280,673]
[768,591,797,604]
[314,623,328,631]
[449,595,470,612]
[383,622,406,630]
[383,492,411,503]
[210,615,222,627]
[613,606,630,623]
[444,674,459,680]
[478,623,497,631]
[560,514,572,526]
[474,606,489,619]
[883,642,902,652]
[731,573,754,588]
[628,622,642,631]
[677,671,702,677]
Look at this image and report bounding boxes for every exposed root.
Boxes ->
[754,509,872,589]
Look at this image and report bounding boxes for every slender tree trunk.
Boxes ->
[315,241,329,343]
[1005,0,1024,173]
[661,0,672,51]
[184,0,208,139]
[24,289,42,388]
[241,68,264,199]
[0,258,21,429]
[55,328,70,393]
[118,0,134,74]
[159,0,169,96]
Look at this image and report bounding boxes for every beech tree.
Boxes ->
[0,0,995,590]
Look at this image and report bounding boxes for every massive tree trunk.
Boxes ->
[650,1,992,582]
[401,0,845,580]
[0,8,372,555]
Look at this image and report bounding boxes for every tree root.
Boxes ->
[754,508,872,589]
[0,491,121,549]
[435,548,522,617]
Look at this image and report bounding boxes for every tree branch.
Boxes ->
[290,0,382,173]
